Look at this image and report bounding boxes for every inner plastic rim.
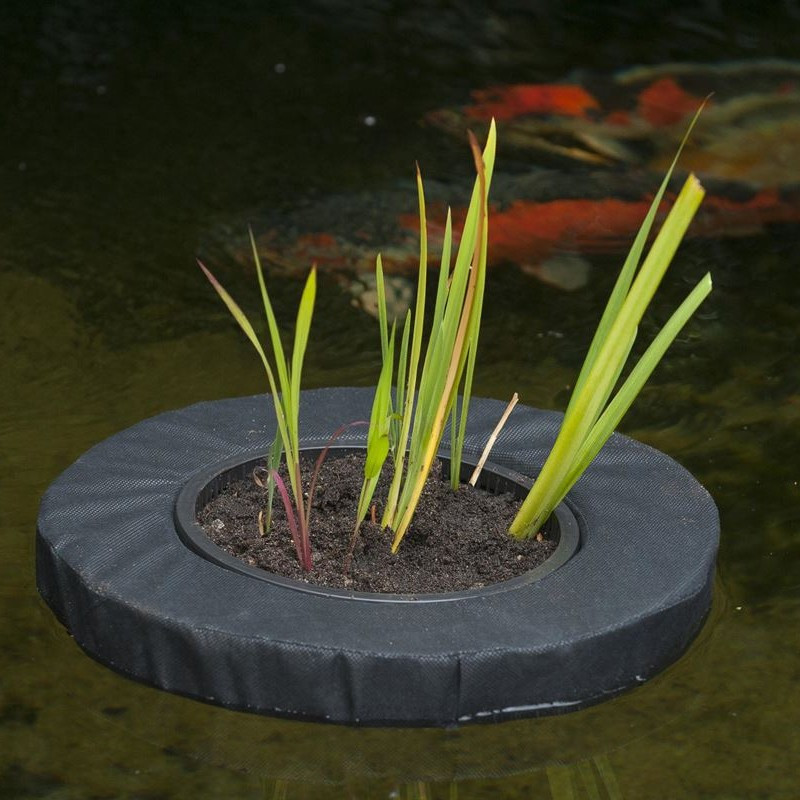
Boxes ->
[174,443,581,604]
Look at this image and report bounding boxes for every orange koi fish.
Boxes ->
[426,60,800,184]
[217,61,800,303]
[240,177,800,287]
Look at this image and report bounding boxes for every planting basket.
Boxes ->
[36,387,719,727]
[173,446,580,601]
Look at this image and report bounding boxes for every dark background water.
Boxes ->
[2,2,799,797]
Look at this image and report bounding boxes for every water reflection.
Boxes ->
[23,587,732,792]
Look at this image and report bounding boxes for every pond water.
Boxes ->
[3,2,800,797]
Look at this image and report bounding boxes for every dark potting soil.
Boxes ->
[198,453,557,594]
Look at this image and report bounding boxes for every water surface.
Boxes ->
[2,2,800,797]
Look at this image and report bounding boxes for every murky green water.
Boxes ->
[3,3,800,797]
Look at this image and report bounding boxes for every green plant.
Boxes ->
[199,232,317,569]
[353,305,397,535]
[547,755,624,799]
[202,108,709,567]
[509,111,712,538]
[356,120,497,552]
[362,109,710,549]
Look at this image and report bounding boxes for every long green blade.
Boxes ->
[451,195,489,486]
[249,228,300,499]
[578,175,705,432]
[509,174,705,538]
[407,124,495,473]
[392,122,496,548]
[250,228,292,408]
[418,208,453,394]
[199,260,295,498]
[559,273,712,496]
[432,208,453,334]
[393,310,411,453]
[383,165,429,526]
[411,140,490,454]
[565,103,706,419]
[289,266,317,444]
[450,341,476,489]
[365,323,396,478]
[200,261,268,365]
[375,253,389,361]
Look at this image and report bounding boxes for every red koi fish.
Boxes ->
[217,61,800,301]
[397,188,800,273]
[240,177,800,287]
[426,60,800,185]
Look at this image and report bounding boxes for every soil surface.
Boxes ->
[198,453,557,594]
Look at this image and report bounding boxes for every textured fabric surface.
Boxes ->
[36,388,719,726]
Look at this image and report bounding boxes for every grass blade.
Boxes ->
[199,260,294,490]
[418,208,453,397]
[375,254,390,361]
[290,266,317,445]
[391,122,496,549]
[509,171,707,539]
[349,324,395,565]
[250,228,292,404]
[406,136,488,475]
[451,210,489,487]
[509,175,704,537]
[247,233,305,502]
[581,175,705,434]
[382,166,429,525]
[365,323,396,479]
[559,273,712,497]
[565,102,707,419]
[432,208,453,334]
[200,260,268,365]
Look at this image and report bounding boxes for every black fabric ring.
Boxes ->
[36,388,719,726]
